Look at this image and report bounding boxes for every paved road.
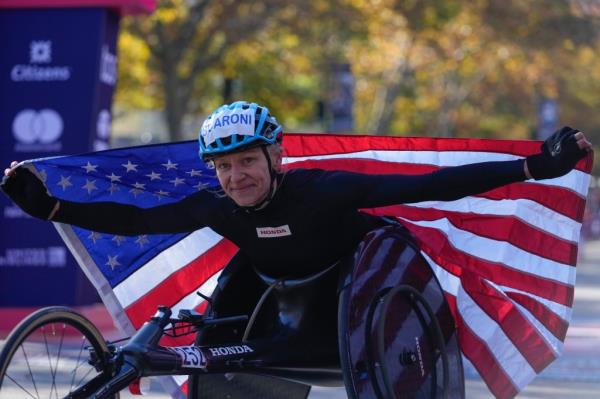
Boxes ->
[3,241,600,398]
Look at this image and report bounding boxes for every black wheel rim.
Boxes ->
[0,309,115,399]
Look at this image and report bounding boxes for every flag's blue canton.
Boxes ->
[30,141,219,287]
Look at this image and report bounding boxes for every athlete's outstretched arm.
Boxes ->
[314,159,527,208]
[314,126,592,208]
[1,165,209,236]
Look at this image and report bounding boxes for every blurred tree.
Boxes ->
[114,30,158,114]
[220,0,365,132]
[353,0,600,138]
[117,0,362,140]
[120,0,288,141]
[115,0,600,145]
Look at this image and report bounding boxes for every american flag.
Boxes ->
[26,133,592,399]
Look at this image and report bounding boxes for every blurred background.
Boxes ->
[2,0,600,397]
[112,0,600,145]
[111,0,600,240]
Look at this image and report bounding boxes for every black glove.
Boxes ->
[525,126,587,180]
[0,167,57,220]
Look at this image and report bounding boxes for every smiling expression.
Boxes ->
[214,146,281,207]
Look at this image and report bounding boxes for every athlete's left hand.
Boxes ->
[525,126,592,180]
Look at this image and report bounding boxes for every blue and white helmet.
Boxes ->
[198,101,282,161]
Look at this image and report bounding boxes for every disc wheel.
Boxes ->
[365,285,448,399]
[0,306,118,399]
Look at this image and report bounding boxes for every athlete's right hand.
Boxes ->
[1,162,58,220]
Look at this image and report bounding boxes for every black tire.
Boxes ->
[0,306,119,399]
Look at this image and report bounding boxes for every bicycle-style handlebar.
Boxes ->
[83,306,255,398]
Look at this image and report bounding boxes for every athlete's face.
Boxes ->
[214,147,280,207]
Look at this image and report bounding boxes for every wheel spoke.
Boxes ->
[4,373,39,399]
[51,324,66,399]
[74,366,95,391]
[69,337,87,392]
[0,309,111,399]
[42,325,59,399]
[20,342,40,399]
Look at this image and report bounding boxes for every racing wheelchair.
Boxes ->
[0,226,465,398]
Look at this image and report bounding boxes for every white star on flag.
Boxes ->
[146,171,162,181]
[82,162,99,173]
[122,160,139,172]
[88,231,102,244]
[194,182,210,191]
[57,175,72,190]
[170,177,185,187]
[112,235,125,246]
[135,235,150,248]
[106,255,121,270]
[186,169,203,177]
[129,183,145,197]
[108,183,119,195]
[82,179,98,194]
[106,173,122,182]
[154,190,169,200]
[162,160,178,170]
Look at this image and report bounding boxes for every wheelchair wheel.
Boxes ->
[339,226,464,399]
[0,306,118,399]
[365,285,448,399]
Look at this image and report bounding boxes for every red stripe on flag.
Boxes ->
[367,205,578,265]
[284,133,593,173]
[446,295,519,399]
[285,134,540,156]
[125,240,238,328]
[287,158,586,221]
[461,273,556,372]
[505,291,569,341]
[405,222,574,308]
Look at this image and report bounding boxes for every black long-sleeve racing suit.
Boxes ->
[53,160,526,278]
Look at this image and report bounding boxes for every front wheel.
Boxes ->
[0,306,119,399]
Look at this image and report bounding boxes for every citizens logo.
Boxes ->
[11,40,71,82]
[30,40,52,63]
[12,109,63,152]
[256,224,292,238]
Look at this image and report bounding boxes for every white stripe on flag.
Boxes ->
[407,197,581,243]
[421,251,461,296]
[534,170,591,198]
[168,271,222,319]
[499,285,572,322]
[114,227,223,307]
[400,217,575,285]
[500,294,563,356]
[457,284,535,391]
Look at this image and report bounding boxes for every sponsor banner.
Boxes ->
[0,7,119,306]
